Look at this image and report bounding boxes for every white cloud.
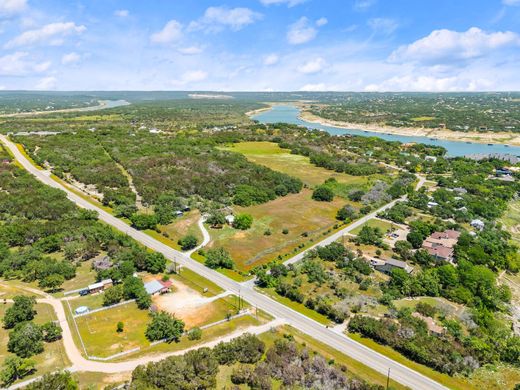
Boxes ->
[287,17,317,45]
[189,7,261,32]
[316,17,328,27]
[172,70,208,86]
[390,27,520,64]
[354,0,377,10]
[35,76,57,90]
[263,53,279,65]
[368,18,398,35]
[0,52,50,76]
[61,52,80,65]
[0,0,27,18]
[178,46,203,55]
[297,57,325,74]
[150,20,183,44]
[299,83,337,91]
[114,9,129,17]
[503,0,520,5]
[260,0,307,7]
[5,22,86,48]
[364,75,494,92]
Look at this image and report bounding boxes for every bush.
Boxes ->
[145,311,185,342]
[41,322,62,342]
[187,327,202,340]
[312,186,334,202]
[117,322,124,333]
[103,285,124,306]
[205,247,234,269]
[232,213,253,230]
[178,234,198,251]
[129,213,158,230]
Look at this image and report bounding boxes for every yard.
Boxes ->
[159,210,203,250]
[206,189,347,270]
[350,218,396,235]
[500,199,520,245]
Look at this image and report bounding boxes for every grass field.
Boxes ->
[500,199,520,245]
[207,189,346,270]
[350,218,396,235]
[222,141,370,188]
[59,259,97,294]
[0,303,70,385]
[159,210,203,250]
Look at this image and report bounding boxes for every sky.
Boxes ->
[0,0,519,91]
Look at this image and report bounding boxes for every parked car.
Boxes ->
[79,289,89,296]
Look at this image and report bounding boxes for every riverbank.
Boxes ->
[299,108,520,147]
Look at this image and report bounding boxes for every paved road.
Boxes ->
[1,135,445,390]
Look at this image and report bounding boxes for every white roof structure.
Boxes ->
[75,306,89,315]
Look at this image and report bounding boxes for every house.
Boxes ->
[425,156,437,163]
[427,201,439,208]
[412,312,444,336]
[471,219,485,231]
[496,168,513,176]
[372,258,414,274]
[453,187,467,194]
[144,279,173,295]
[422,230,461,263]
[88,278,113,294]
[92,256,112,271]
[225,214,235,225]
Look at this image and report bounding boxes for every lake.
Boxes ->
[252,105,520,158]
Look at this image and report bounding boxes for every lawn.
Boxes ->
[171,267,224,296]
[66,292,105,313]
[500,199,520,245]
[206,189,346,270]
[350,218,396,235]
[222,141,370,188]
[0,303,71,385]
[59,259,97,294]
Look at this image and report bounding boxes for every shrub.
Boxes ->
[187,327,202,340]
[232,213,253,230]
[312,186,334,202]
[178,234,198,251]
[205,247,234,269]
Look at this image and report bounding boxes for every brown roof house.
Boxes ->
[422,230,461,264]
[412,312,444,336]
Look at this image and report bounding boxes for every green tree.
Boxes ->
[178,234,198,251]
[145,311,185,342]
[41,321,62,342]
[206,210,226,227]
[205,247,234,269]
[312,186,334,202]
[336,205,357,221]
[38,273,65,292]
[129,213,158,230]
[188,327,202,340]
[3,295,36,329]
[117,321,124,333]
[26,371,78,390]
[145,252,166,274]
[103,285,124,306]
[0,356,35,386]
[232,213,253,230]
[8,322,44,358]
[355,226,383,246]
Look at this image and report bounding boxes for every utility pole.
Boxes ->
[386,368,391,390]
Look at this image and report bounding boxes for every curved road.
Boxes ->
[1,135,445,390]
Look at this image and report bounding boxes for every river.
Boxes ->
[252,105,520,158]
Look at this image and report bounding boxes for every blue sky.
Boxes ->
[0,0,519,91]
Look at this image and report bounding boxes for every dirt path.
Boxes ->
[187,217,211,256]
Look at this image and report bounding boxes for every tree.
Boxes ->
[26,371,78,390]
[8,322,44,358]
[129,213,158,230]
[407,230,425,249]
[336,205,357,221]
[312,186,334,202]
[178,234,198,251]
[206,210,226,227]
[145,252,166,274]
[0,356,35,386]
[103,285,124,306]
[355,226,384,246]
[38,273,65,292]
[3,295,36,329]
[233,214,253,230]
[117,322,124,333]
[394,240,413,260]
[145,311,185,342]
[41,321,62,342]
[205,247,234,269]
[122,276,150,309]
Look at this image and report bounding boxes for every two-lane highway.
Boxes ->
[1,135,446,390]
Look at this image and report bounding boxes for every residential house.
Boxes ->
[470,219,485,231]
[144,279,173,296]
[422,230,461,263]
[412,312,444,336]
[88,278,113,294]
[369,257,414,274]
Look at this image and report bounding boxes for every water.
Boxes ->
[252,105,520,157]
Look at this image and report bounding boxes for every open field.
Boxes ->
[0,303,71,384]
[500,199,520,245]
[159,210,203,250]
[350,218,396,235]
[222,141,370,188]
[59,259,97,294]
[207,189,346,270]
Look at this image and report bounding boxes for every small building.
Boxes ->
[144,279,173,296]
[427,201,439,208]
[174,210,184,217]
[373,258,414,274]
[92,256,112,271]
[425,155,437,163]
[75,306,89,315]
[88,279,113,294]
[225,214,235,225]
[453,187,467,194]
[471,219,485,231]
[496,168,513,177]
[412,312,444,336]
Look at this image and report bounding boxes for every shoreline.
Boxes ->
[248,102,520,147]
[299,109,520,147]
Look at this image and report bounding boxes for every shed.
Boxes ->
[75,306,89,315]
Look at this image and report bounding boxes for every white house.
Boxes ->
[471,219,485,231]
